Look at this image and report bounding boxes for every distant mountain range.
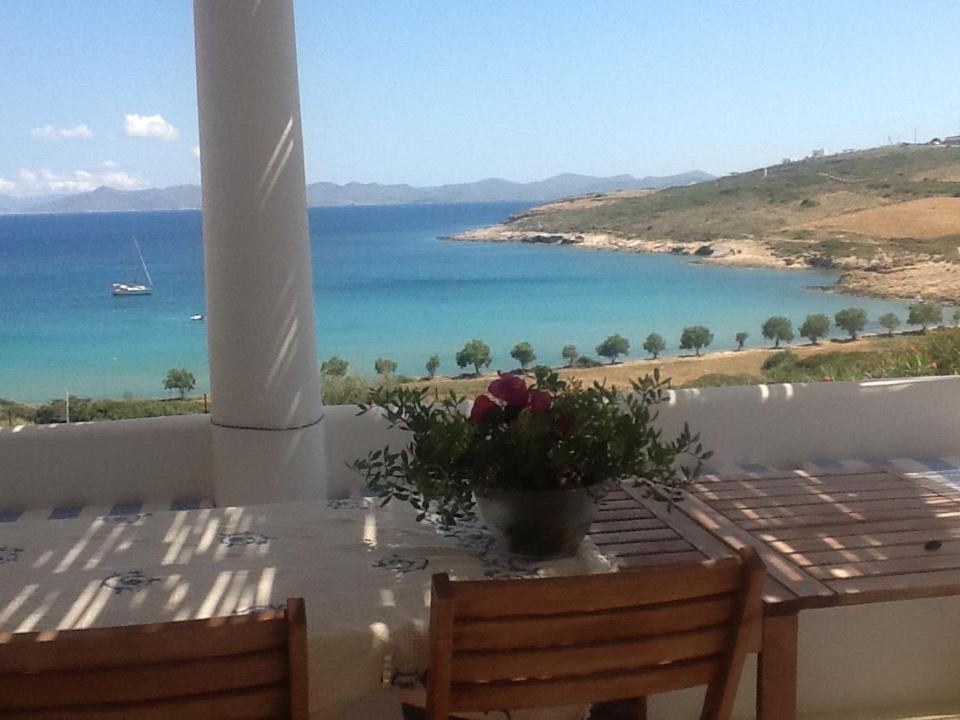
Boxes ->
[0,171,714,214]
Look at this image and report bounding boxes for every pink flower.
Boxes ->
[469,394,499,423]
[488,372,529,407]
[822,374,832,382]
[529,390,552,413]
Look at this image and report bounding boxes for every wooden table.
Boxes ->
[590,468,960,720]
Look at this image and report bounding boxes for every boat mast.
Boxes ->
[133,236,153,288]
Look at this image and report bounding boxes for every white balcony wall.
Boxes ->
[3,376,959,509]
[0,414,213,509]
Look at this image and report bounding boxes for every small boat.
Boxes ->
[190,314,204,321]
[113,237,153,296]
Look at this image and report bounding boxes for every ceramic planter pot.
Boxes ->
[474,482,615,559]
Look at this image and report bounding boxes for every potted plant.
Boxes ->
[353,368,711,558]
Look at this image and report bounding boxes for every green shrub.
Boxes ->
[681,373,764,389]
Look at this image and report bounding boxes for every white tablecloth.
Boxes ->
[0,498,617,719]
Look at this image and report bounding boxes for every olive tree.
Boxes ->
[679,326,713,356]
[510,341,537,370]
[425,354,441,379]
[908,302,943,333]
[642,333,666,360]
[878,312,901,337]
[374,357,397,377]
[835,307,868,340]
[762,316,794,348]
[321,356,349,377]
[456,339,492,375]
[799,314,830,345]
[561,344,578,367]
[163,368,196,399]
[596,334,630,364]
[735,331,748,351]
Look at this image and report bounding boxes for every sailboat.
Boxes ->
[112,236,153,296]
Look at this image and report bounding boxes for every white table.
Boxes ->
[0,498,615,719]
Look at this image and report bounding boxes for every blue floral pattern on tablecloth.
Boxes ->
[326,497,373,510]
[373,552,429,575]
[100,512,153,524]
[0,546,23,564]
[101,570,161,594]
[442,520,542,578]
[218,531,272,547]
[234,603,286,615]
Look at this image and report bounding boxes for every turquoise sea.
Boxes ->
[0,203,913,403]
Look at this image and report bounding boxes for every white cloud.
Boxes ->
[191,145,201,158]
[10,166,145,196]
[100,160,119,169]
[0,177,15,194]
[123,113,180,141]
[30,123,94,140]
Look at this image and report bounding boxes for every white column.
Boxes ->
[193,0,326,504]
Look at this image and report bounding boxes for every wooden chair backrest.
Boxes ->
[0,597,308,720]
[426,549,764,720]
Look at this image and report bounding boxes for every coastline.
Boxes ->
[446,226,960,304]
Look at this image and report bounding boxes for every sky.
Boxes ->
[1,0,959,196]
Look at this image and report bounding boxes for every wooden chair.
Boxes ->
[411,548,764,720]
[0,597,308,720]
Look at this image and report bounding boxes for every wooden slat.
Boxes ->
[593,507,656,521]
[771,528,960,556]
[739,505,960,531]
[598,498,646,510]
[806,552,960,581]
[452,626,728,683]
[0,615,285,673]
[452,558,743,618]
[715,495,957,522]
[625,488,733,561]
[588,528,680,545]
[449,657,719,712]
[789,541,960,567]
[707,486,942,509]
[674,492,831,603]
[2,683,288,720]
[695,477,911,501]
[453,595,738,650]
[0,650,287,707]
[583,538,696,556]
[618,551,707,566]
[754,513,960,542]
[702,548,766,719]
[828,568,960,604]
[589,517,668,533]
[692,471,898,492]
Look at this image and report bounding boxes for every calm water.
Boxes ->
[0,203,912,402]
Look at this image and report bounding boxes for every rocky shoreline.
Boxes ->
[445,225,960,303]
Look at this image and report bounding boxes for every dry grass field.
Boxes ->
[802,197,960,240]
[410,334,922,398]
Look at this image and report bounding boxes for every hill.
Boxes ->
[1,171,713,215]
[452,144,960,302]
[305,171,713,206]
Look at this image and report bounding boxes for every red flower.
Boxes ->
[488,372,529,407]
[529,390,552,413]
[469,394,499,423]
